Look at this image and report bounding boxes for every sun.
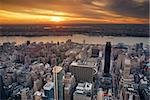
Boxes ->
[50,16,64,22]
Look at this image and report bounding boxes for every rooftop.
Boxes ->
[43,82,54,91]
[34,91,42,96]
[52,66,63,74]
[75,82,93,95]
[71,58,98,68]
[125,58,131,65]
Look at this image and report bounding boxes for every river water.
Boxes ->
[0,34,149,45]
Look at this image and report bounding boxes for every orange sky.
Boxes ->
[0,0,149,24]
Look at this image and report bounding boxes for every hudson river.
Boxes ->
[0,34,149,45]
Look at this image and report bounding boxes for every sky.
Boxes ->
[0,0,149,24]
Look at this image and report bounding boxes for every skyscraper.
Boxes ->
[99,42,112,89]
[104,42,111,74]
[53,66,64,100]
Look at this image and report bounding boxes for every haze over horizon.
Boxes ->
[0,0,149,24]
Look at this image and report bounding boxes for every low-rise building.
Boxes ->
[73,82,93,100]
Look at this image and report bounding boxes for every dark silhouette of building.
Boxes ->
[0,75,6,100]
[104,42,111,74]
[99,42,112,92]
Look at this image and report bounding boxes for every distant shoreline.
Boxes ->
[1,24,149,37]
[0,34,73,37]
[0,34,149,38]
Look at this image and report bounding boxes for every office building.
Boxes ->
[63,72,76,100]
[53,66,64,100]
[122,58,134,84]
[70,58,98,82]
[122,86,140,100]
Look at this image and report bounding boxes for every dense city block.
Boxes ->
[0,40,149,100]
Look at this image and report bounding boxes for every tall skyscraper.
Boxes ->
[0,75,6,100]
[53,66,64,100]
[99,42,112,89]
[104,42,111,74]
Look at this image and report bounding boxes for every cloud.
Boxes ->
[0,0,149,24]
[106,0,149,18]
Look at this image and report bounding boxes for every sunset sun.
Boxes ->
[50,16,64,22]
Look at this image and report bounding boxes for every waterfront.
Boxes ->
[0,34,149,45]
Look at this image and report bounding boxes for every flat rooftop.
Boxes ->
[43,82,54,91]
[75,82,93,95]
[71,58,98,68]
